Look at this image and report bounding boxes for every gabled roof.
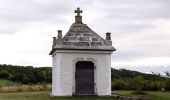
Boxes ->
[63,23,106,48]
[49,8,116,55]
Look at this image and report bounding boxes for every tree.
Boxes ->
[164,71,170,78]
[0,70,9,79]
[36,71,47,82]
[46,71,52,83]
[8,73,15,81]
[132,76,145,91]
[112,79,126,90]
[22,76,30,84]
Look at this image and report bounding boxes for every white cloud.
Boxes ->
[112,19,170,67]
[0,0,170,73]
[0,23,56,66]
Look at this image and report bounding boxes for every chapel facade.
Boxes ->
[49,8,116,96]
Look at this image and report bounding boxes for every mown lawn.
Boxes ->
[148,91,170,100]
[0,91,114,100]
[113,90,170,100]
[0,91,170,100]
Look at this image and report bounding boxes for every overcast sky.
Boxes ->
[0,0,170,73]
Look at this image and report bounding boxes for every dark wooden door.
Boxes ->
[75,61,94,95]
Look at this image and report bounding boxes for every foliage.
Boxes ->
[111,68,164,81]
[111,68,170,91]
[164,71,170,78]
[22,77,30,84]
[0,64,52,84]
[0,64,169,92]
[132,76,144,91]
[165,79,170,90]
[112,78,170,91]
[112,79,126,90]
[0,70,9,79]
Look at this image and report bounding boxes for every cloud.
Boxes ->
[112,19,170,67]
[0,0,75,34]
[0,0,170,72]
[84,0,170,38]
[0,24,52,66]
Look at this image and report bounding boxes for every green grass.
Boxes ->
[0,80,18,87]
[113,90,170,100]
[0,89,170,100]
[148,91,170,100]
[0,91,114,100]
[112,90,133,96]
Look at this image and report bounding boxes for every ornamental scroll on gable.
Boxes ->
[50,8,115,55]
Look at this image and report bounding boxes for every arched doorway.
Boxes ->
[75,61,94,95]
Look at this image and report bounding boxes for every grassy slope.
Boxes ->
[113,90,170,100]
[0,91,114,100]
[0,80,18,87]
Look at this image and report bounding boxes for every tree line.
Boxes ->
[111,68,170,91]
[0,64,52,84]
[1,64,170,91]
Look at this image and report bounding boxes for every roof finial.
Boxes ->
[74,7,83,24]
[74,7,82,16]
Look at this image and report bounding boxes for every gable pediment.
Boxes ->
[63,24,105,48]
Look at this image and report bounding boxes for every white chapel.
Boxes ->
[49,7,116,96]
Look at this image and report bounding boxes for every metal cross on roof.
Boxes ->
[74,7,82,16]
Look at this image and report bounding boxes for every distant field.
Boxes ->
[0,80,170,100]
[0,80,51,92]
[0,80,18,87]
[113,90,170,100]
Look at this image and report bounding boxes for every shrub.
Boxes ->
[22,77,30,84]
[112,80,126,90]
[42,82,47,90]
[0,70,9,79]
[28,86,34,91]
[132,76,144,91]
[165,79,170,90]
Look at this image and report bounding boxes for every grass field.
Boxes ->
[0,80,18,87]
[0,80,51,92]
[113,90,170,100]
[0,91,169,100]
[0,91,114,100]
[0,80,170,100]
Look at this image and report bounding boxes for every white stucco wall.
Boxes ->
[51,50,112,96]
